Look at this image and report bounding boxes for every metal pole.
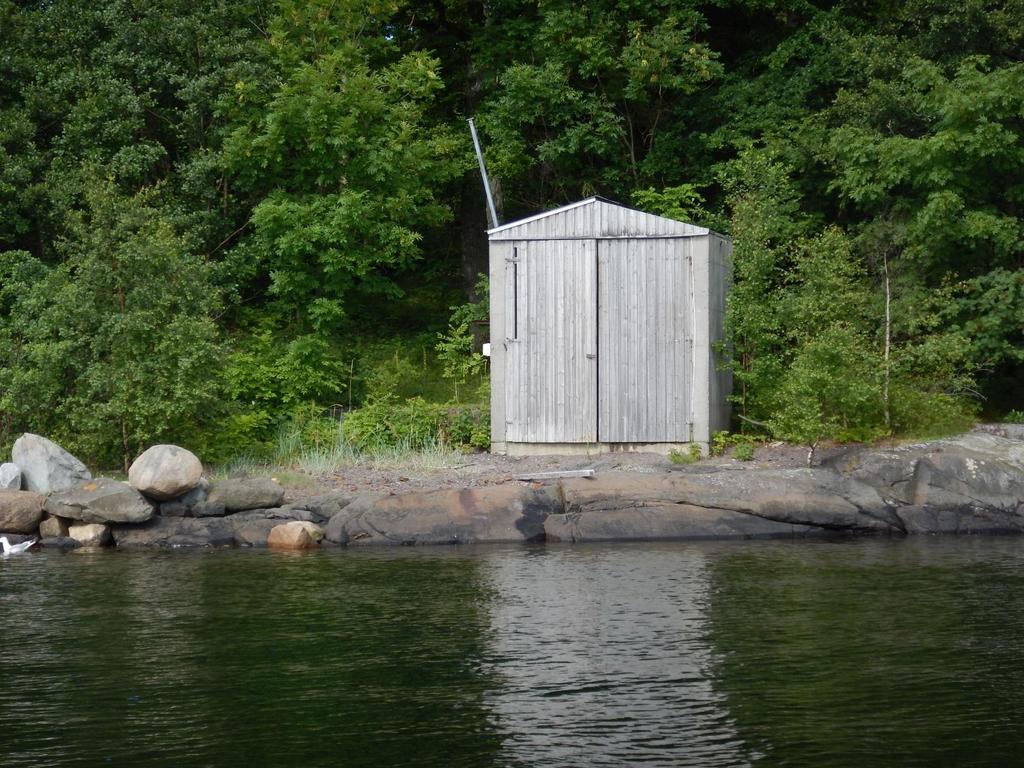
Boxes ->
[468,118,499,229]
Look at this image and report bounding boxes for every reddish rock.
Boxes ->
[267,521,323,550]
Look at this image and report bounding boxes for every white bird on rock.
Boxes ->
[0,536,36,556]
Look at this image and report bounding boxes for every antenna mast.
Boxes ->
[468,118,500,229]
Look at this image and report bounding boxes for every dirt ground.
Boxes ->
[303,441,856,498]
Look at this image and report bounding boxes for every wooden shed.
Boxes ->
[487,196,731,455]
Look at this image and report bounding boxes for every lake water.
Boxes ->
[2,539,1024,767]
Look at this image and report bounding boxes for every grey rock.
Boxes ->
[40,536,80,550]
[831,433,1024,515]
[0,462,22,490]
[0,490,46,533]
[128,445,203,501]
[12,433,91,493]
[544,504,818,542]
[894,505,1024,535]
[191,500,226,518]
[231,518,279,547]
[562,469,899,535]
[87,431,1024,547]
[112,517,234,548]
[111,515,276,548]
[264,506,322,523]
[159,502,190,518]
[39,515,71,538]
[294,494,351,521]
[45,478,154,524]
[68,522,111,548]
[974,423,1024,441]
[207,478,284,512]
[178,479,208,509]
[324,486,560,546]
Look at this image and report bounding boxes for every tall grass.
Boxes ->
[211,411,467,479]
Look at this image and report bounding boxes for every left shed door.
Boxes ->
[504,239,597,443]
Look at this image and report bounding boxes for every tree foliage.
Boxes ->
[1,0,1021,464]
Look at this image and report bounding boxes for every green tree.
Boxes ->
[0,179,223,468]
[224,2,462,336]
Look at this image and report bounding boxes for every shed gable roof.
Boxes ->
[487,196,710,240]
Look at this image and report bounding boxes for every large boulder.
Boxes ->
[128,445,203,501]
[207,478,285,512]
[0,463,22,490]
[45,478,154,524]
[267,521,323,550]
[0,490,46,533]
[12,434,91,493]
[68,523,111,548]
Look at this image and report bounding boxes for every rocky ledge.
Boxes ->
[1,429,1022,550]
[320,431,1024,545]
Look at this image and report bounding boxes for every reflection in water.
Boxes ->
[2,540,1024,767]
[480,546,749,766]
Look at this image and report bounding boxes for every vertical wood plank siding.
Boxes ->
[505,239,597,442]
[489,198,730,449]
[598,238,692,441]
[488,241,511,444]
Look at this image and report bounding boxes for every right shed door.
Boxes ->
[598,238,694,443]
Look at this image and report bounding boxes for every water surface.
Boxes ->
[2,539,1023,766]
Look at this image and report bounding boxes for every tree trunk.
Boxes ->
[883,250,892,432]
[806,439,818,467]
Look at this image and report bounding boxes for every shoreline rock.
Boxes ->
[45,478,154,524]
[13,429,1024,550]
[0,490,46,534]
[128,445,203,501]
[206,478,285,512]
[0,463,22,491]
[12,434,91,494]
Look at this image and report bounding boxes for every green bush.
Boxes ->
[889,386,977,439]
[342,397,489,453]
[710,431,730,457]
[732,442,755,461]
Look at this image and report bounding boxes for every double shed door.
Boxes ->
[505,238,693,443]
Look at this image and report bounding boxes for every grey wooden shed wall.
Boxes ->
[488,197,730,455]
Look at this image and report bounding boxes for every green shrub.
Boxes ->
[732,442,755,461]
[342,397,489,453]
[889,386,977,439]
[710,430,730,457]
